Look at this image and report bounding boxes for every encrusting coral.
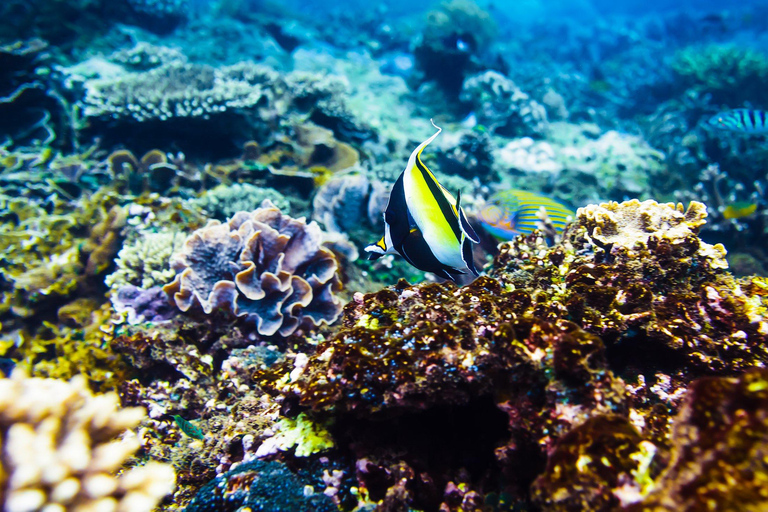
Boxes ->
[163,199,343,336]
[0,370,175,512]
[254,199,768,510]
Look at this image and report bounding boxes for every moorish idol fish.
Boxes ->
[478,189,574,240]
[707,109,768,134]
[365,121,480,282]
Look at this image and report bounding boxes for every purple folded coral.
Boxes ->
[163,200,343,336]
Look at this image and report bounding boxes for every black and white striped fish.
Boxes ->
[707,109,768,134]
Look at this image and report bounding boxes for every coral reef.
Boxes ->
[106,229,185,291]
[163,200,343,337]
[191,183,291,222]
[0,371,175,511]
[112,285,178,324]
[184,459,336,512]
[82,62,279,156]
[494,123,667,205]
[0,39,69,148]
[671,44,768,106]
[637,368,768,510]
[414,0,498,95]
[254,199,768,510]
[460,71,549,137]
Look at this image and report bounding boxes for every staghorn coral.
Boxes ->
[460,71,549,137]
[163,200,343,337]
[0,371,175,511]
[105,229,185,291]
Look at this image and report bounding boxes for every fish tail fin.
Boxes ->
[456,190,480,243]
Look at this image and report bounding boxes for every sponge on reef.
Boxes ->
[163,200,343,337]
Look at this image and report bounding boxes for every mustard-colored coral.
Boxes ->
[0,371,175,511]
[1,302,130,393]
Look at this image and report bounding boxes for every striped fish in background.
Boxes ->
[707,109,768,134]
[478,189,575,240]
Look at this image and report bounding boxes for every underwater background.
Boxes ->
[2,0,768,510]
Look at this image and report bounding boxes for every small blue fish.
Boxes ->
[707,109,768,134]
[478,190,574,240]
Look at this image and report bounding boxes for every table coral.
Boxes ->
[0,371,175,512]
[163,200,343,337]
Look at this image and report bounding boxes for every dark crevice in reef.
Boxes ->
[605,330,688,377]
[330,395,512,511]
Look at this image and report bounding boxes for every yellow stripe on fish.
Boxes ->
[479,189,575,240]
[364,121,479,281]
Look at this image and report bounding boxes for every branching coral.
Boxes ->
[105,229,185,291]
[163,200,343,336]
[0,192,124,323]
[0,371,175,511]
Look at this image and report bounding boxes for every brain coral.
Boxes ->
[163,200,343,337]
[0,371,175,512]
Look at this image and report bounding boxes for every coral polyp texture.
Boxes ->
[0,371,175,512]
[163,200,343,336]
[83,61,274,123]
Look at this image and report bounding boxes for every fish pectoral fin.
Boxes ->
[461,236,480,277]
[456,190,481,243]
[364,238,387,260]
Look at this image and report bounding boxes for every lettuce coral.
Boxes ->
[0,371,175,511]
[163,200,343,336]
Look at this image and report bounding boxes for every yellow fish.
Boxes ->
[366,121,479,281]
[722,201,758,220]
